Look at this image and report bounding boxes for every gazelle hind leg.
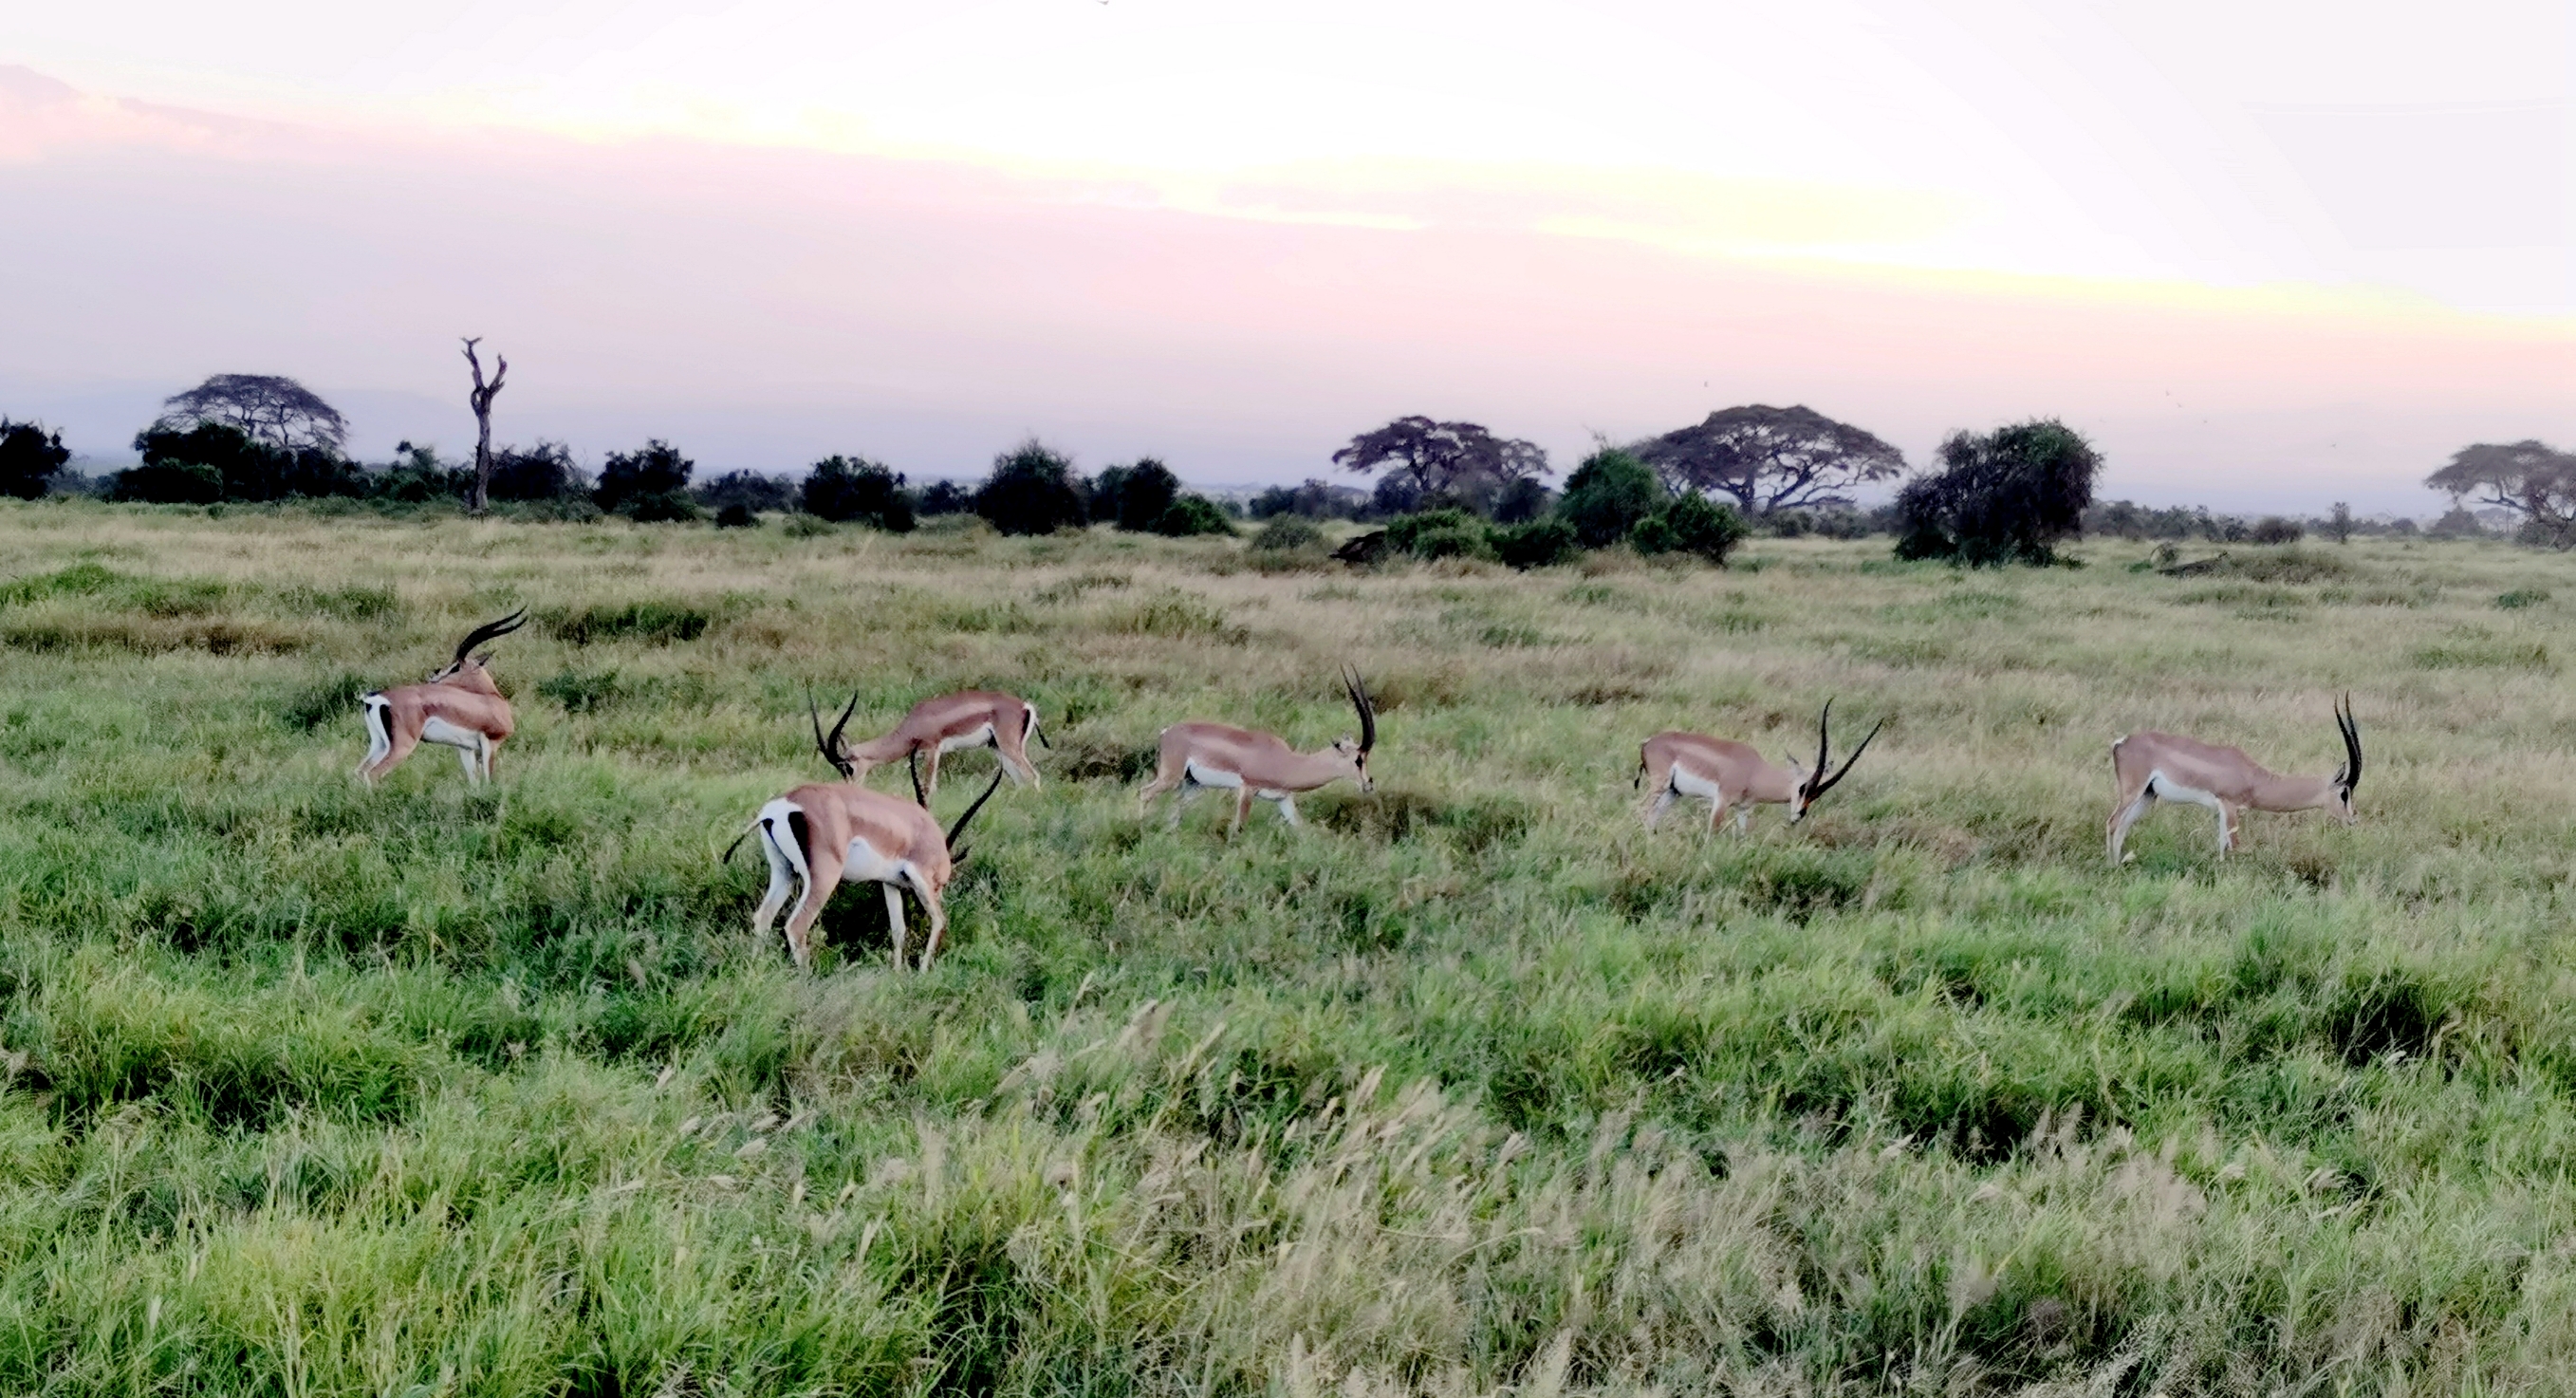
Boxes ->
[1733,807,1751,837]
[917,885,950,971]
[1230,788,1252,837]
[882,883,908,970]
[751,826,797,937]
[1276,794,1300,827]
[1167,778,1203,829]
[357,700,392,781]
[455,741,480,782]
[779,847,842,972]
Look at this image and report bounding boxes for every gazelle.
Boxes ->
[1636,699,1881,833]
[1139,668,1376,834]
[357,610,528,786]
[2106,697,2360,863]
[838,690,1046,798]
[732,693,1002,970]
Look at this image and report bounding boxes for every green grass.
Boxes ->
[3,503,2576,1393]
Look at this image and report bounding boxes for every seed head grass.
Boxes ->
[1,500,2574,1392]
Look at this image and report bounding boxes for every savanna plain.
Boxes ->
[5,501,2576,1397]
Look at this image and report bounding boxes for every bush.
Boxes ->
[594,440,694,518]
[0,419,70,500]
[1251,516,1325,551]
[487,441,584,501]
[2251,516,2304,545]
[973,439,1088,536]
[1634,493,1750,565]
[1100,459,1181,532]
[1154,494,1233,537]
[1557,449,1666,548]
[1490,516,1581,569]
[800,456,916,531]
[1382,509,1493,562]
[1893,419,2101,567]
[917,480,973,516]
[713,502,757,529]
[122,423,364,503]
[1250,478,1368,519]
[695,470,793,515]
[1492,476,1555,525]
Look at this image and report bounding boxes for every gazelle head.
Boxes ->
[2329,694,2362,826]
[426,609,527,686]
[1788,698,1882,822]
[1335,667,1378,793]
[811,689,862,779]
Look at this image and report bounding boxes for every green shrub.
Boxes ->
[1556,448,1666,548]
[1251,516,1324,551]
[2497,587,2549,609]
[973,440,1088,536]
[800,455,915,531]
[1384,509,1484,559]
[713,502,757,529]
[0,419,69,500]
[1633,494,1748,565]
[594,440,695,519]
[1489,516,1580,569]
[1153,494,1233,537]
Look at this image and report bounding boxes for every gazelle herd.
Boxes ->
[359,611,2365,970]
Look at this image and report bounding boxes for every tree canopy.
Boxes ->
[1556,448,1666,548]
[0,419,70,500]
[154,374,349,455]
[973,439,1088,536]
[2425,440,2576,550]
[1332,418,1547,514]
[1893,419,2100,567]
[594,440,696,520]
[1634,404,1904,516]
[801,456,915,531]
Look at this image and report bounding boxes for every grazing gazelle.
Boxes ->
[733,692,1002,970]
[1139,668,1376,834]
[357,610,528,786]
[2106,696,2360,863]
[838,690,1046,798]
[1636,699,1882,834]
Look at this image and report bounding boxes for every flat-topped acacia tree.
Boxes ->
[1635,403,1904,518]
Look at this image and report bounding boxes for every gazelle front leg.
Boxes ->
[1275,793,1301,827]
[2215,801,2239,857]
[1229,787,1253,837]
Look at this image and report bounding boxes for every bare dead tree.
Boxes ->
[462,338,509,515]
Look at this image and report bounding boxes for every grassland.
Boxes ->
[3,499,2576,1395]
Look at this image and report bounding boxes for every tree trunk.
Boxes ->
[462,338,507,515]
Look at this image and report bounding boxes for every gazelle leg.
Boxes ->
[483,737,503,782]
[1733,807,1751,837]
[455,741,480,782]
[751,829,796,937]
[779,848,843,972]
[2107,788,2154,864]
[1230,787,1253,837]
[1643,787,1676,830]
[357,703,393,782]
[361,728,419,785]
[2216,802,2238,857]
[882,882,909,970]
[1704,795,1729,835]
[920,746,942,800]
[1277,795,1300,827]
[917,885,950,971]
[1168,777,1202,829]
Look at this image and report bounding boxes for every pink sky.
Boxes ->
[1,2,2568,513]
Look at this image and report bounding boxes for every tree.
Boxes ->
[1555,448,1666,548]
[800,455,916,531]
[1152,494,1234,537]
[0,419,70,500]
[1332,417,1547,514]
[918,480,973,516]
[154,374,348,454]
[376,440,471,503]
[2325,502,2355,545]
[1635,404,1905,517]
[461,339,508,514]
[973,439,1089,535]
[1490,516,1580,569]
[2424,439,2576,549]
[488,441,584,501]
[595,439,695,519]
[1892,419,2101,567]
[1251,478,1366,520]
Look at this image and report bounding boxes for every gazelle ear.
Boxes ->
[473,652,495,666]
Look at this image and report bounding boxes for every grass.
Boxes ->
[3,505,2576,1393]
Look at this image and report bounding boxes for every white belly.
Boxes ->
[841,837,916,887]
[420,716,483,749]
[1669,764,1725,800]
[2146,772,2223,811]
[937,723,996,755]
[1183,759,1243,790]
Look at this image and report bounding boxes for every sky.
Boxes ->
[1,1,2569,513]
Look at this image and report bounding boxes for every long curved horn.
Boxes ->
[2338,694,2362,791]
[1807,699,1836,791]
[1807,703,1883,803]
[827,689,860,765]
[909,749,928,808]
[809,689,858,777]
[452,608,527,664]
[946,769,1005,859]
[1344,666,1376,754]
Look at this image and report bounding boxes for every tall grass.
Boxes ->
[2,499,2575,1392]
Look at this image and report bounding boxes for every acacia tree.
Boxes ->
[462,338,508,514]
[0,419,70,500]
[1634,404,1904,516]
[2425,440,2576,549]
[154,374,348,455]
[1332,417,1547,514]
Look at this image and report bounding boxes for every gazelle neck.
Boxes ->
[440,665,502,698]
[847,732,914,767]
[1748,761,1801,805]
[1284,745,1362,789]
